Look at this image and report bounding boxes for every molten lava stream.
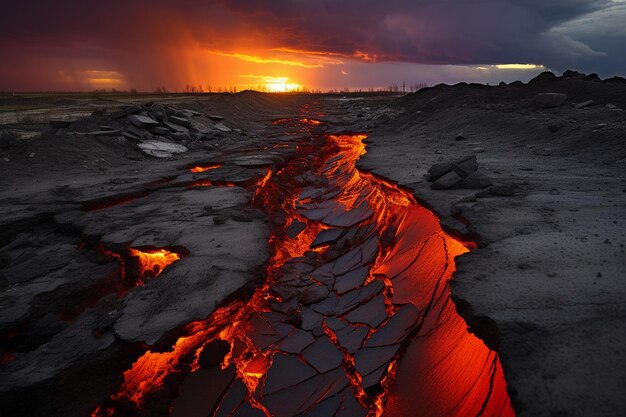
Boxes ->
[93,106,514,417]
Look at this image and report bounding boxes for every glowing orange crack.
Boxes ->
[190,164,222,173]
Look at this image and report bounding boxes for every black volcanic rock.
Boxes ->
[431,171,463,189]
[198,339,231,368]
[529,71,557,85]
[563,69,585,78]
[428,155,482,190]
[428,155,478,181]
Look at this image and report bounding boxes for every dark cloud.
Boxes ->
[0,0,624,90]
[216,0,617,67]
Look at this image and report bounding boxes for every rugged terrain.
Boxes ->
[1,71,625,417]
[342,71,626,417]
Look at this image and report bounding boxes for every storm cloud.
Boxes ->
[0,0,624,90]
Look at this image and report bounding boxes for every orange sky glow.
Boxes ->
[4,1,616,93]
[70,47,356,92]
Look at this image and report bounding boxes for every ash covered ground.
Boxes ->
[1,71,625,417]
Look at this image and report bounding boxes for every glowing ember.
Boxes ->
[190,164,222,173]
[188,179,236,188]
[128,248,181,282]
[99,246,182,291]
[299,118,321,125]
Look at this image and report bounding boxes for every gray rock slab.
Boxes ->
[354,345,400,377]
[262,368,349,417]
[88,130,120,136]
[128,114,159,127]
[164,121,189,133]
[344,294,388,328]
[333,266,369,294]
[302,335,343,373]
[278,329,316,353]
[325,317,370,353]
[365,304,419,347]
[169,115,191,127]
[311,228,343,247]
[261,353,318,395]
[138,140,188,158]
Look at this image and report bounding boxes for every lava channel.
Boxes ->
[93,109,514,417]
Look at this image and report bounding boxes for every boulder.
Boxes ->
[529,71,557,85]
[427,155,478,181]
[428,155,493,190]
[531,93,567,109]
[431,171,463,190]
[457,172,493,189]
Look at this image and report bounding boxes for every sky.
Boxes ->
[0,0,624,92]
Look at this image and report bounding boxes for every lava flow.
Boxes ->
[93,110,514,417]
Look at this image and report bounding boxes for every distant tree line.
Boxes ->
[88,82,429,95]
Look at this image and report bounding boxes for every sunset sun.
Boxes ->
[264,76,301,92]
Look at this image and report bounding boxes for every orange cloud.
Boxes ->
[211,51,323,68]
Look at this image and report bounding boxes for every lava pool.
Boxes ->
[93,113,514,417]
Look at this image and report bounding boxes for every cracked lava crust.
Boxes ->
[92,108,514,417]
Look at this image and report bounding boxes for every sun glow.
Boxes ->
[495,64,545,70]
[264,77,301,92]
